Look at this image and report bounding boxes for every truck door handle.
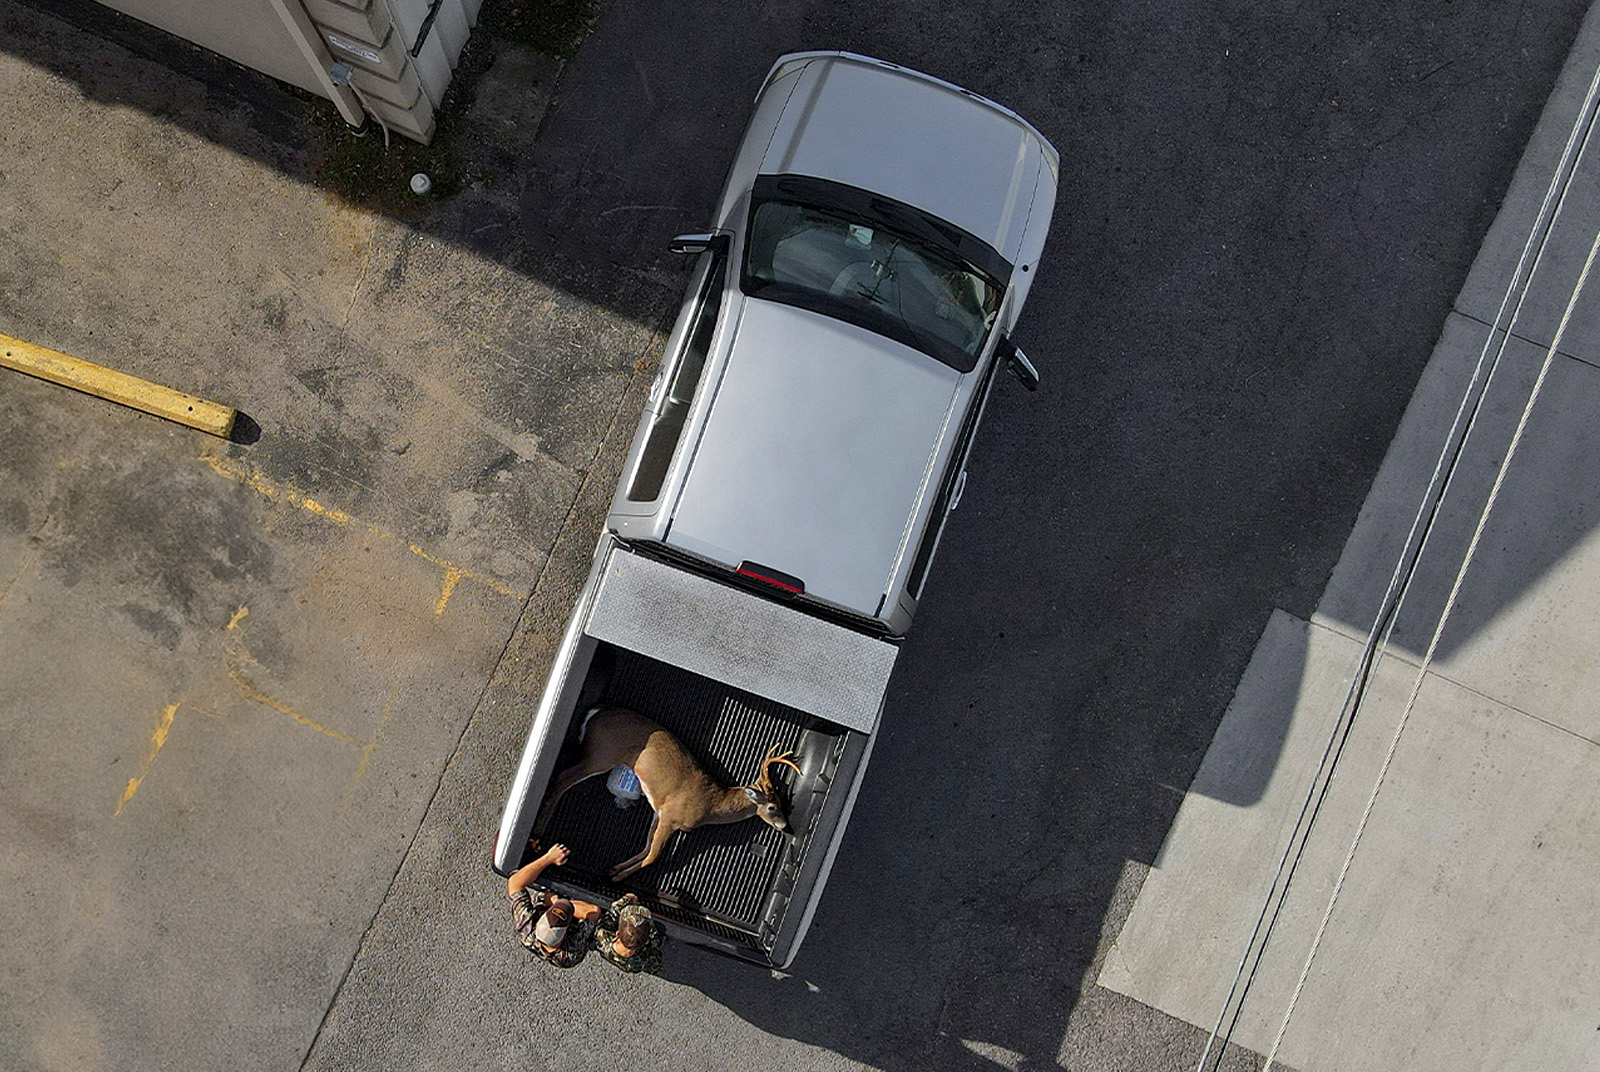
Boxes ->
[949,470,968,512]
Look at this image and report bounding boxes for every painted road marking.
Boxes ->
[200,451,519,616]
[226,602,359,743]
[433,566,464,616]
[116,608,400,816]
[339,682,399,813]
[115,702,180,816]
[223,637,357,745]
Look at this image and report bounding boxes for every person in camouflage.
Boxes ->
[592,892,666,974]
[505,841,600,969]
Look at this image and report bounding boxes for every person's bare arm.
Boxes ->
[572,899,602,922]
[506,842,569,896]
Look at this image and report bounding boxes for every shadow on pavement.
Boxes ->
[0,0,685,319]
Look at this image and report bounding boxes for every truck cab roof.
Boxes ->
[663,297,962,622]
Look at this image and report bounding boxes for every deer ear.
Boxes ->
[743,786,761,803]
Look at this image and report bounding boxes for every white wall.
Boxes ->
[93,0,330,98]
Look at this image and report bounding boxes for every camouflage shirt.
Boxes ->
[509,883,594,969]
[592,896,666,975]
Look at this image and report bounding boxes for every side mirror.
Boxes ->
[996,336,1040,391]
[669,233,729,256]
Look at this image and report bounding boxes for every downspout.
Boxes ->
[264,0,367,129]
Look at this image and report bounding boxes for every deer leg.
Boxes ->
[532,762,607,838]
[611,813,676,881]
[607,813,657,879]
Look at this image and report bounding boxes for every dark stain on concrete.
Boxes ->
[0,497,29,535]
[6,798,83,854]
[267,423,382,507]
[41,454,274,628]
[230,607,291,674]
[473,450,519,491]
[119,601,181,650]
[54,555,82,589]
[255,293,289,332]
[378,230,420,297]
[411,504,451,543]
[0,389,56,490]
[295,366,345,409]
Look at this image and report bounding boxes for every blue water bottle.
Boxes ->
[607,765,642,809]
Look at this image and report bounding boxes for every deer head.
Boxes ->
[743,747,803,833]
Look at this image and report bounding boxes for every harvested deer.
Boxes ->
[534,705,802,881]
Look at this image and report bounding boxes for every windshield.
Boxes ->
[742,194,1004,372]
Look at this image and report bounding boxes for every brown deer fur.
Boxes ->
[533,706,802,881]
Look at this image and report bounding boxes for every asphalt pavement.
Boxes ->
[0,1,1592,1071]
[1108,8,1600,1067]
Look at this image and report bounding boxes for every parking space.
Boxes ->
[0,373,525,1069]
[0,11,666,1068]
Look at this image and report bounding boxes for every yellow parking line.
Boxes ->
[116,620,398,818]
[115,702,180,816]
[433,566,465,615]
[201,453,354,525]
[224,644,357,745]
[231,678,357,744]
[340,683,399,810]
[407,543,518,598]
[2,332,237,438]
[201,451,519,613]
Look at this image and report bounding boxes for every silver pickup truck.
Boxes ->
[493,51,1058,968]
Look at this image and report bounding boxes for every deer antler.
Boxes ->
[758,747,802,788]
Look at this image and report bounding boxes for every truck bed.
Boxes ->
[536,643,852,950]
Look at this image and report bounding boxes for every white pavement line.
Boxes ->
[1262,174,1600,1072]
[1197,44,1600,1072]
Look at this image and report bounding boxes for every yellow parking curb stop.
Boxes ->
[1,332,238,439]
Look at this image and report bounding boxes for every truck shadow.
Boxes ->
[652,416,1322,1069]
[657,311,1600,1071]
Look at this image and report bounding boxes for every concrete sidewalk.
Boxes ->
[1101,4,1600,1070]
